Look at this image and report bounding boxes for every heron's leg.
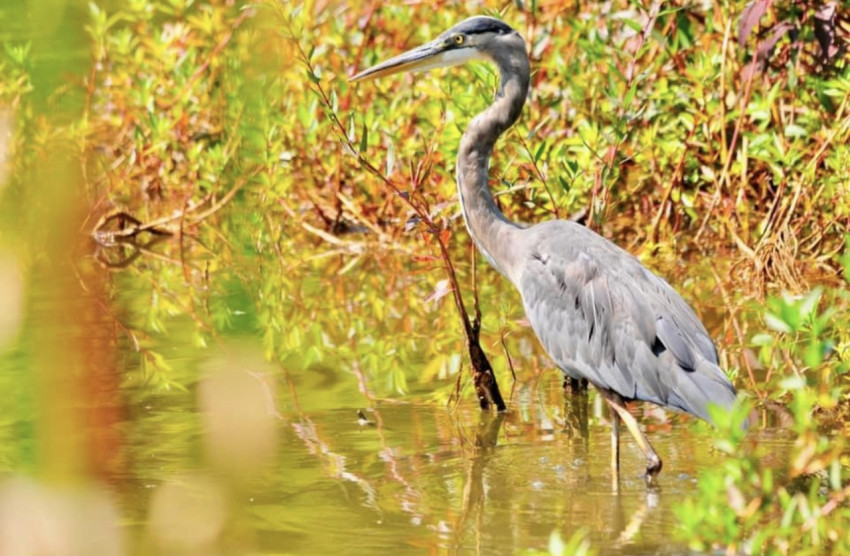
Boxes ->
[610,409,620,491]
[597,389,663,483]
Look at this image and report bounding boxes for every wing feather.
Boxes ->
[517,220,736,419]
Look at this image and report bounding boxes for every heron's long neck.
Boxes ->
[456,54,529,280]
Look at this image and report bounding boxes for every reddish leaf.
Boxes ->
[738,0,774,46]
[757,21,796,63]
[740,21,796,81]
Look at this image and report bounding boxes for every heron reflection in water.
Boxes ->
[351,16,737,483]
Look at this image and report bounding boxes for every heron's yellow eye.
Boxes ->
[453,34,464,45]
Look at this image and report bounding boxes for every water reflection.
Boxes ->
[433,397,673,555]
[89,210,174,270]
[451,411,504,551]
[563,378,590,442]
[266,367,753,555]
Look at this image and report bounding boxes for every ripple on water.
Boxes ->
[251,402,780,555]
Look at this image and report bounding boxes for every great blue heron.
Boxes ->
[350,16,737,482]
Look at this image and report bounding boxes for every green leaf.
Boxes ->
[622,18,644,34]
[623,80,637,108]
[784,124,807,138]
[779,375,806,391]
[803,341,824,368]
[548,531,566,555]
[534,141,547,163]
[751,333,774,346]
[347,116,356,144]
[359,120,368,153]
[798,288,822,320]
[765,312,792,333]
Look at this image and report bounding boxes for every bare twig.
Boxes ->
[515,132,559,218]
[500,332,518,405]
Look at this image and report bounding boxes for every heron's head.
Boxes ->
[349,16,523,83]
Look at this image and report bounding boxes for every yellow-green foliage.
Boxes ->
[1,0,848,553]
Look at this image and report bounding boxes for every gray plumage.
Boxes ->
[351,15,737,480]
[517,220,736,424]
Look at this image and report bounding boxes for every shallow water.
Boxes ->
[89,361,788,555]
[263,405,693,555]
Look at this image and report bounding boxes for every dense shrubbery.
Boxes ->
[1,0,848,553]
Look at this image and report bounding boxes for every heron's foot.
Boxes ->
[644,456,662,485]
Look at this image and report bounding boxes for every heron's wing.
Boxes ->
[519,240,649,398]
[634,263,719,367]
[517,221,735,420]
[632,265,736,421]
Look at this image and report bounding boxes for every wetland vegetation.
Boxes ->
[0,0,848,554]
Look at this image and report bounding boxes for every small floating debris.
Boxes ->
[357,409,375,427]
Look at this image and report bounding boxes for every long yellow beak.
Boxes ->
[350,40,470,82]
